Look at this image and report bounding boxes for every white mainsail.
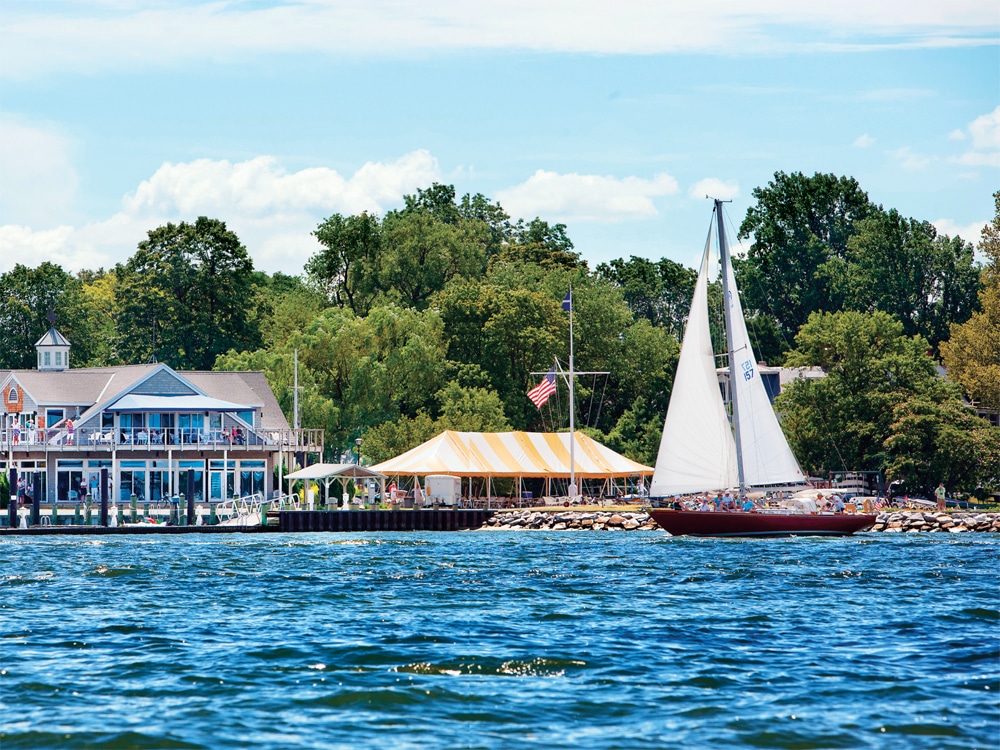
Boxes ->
[721,244,805,487]
[650,232,738,495]
[650,203,805,497]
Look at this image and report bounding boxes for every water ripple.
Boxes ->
[0,532,996,749]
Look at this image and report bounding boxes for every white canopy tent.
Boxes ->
[283,463,385,508]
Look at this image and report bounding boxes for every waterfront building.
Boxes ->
[1,328,322,504]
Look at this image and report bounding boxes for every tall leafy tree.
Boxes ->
[941,191,1000,410]
[595,256,696,337]
[737,171,874,340]
[0,262,85,369]
[839,209,980,349]
[308,211,381,315]
[115,217,263,370]
[777,310,997,495]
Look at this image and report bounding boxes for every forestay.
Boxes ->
[721,244,805,487]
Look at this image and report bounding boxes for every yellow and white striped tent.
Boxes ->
[370,430,652,478]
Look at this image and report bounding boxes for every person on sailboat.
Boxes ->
[713,492,723,512]
[831,494,846,514]
[698,496,713,512]
[722,491,736,512]
[741,496,756,513]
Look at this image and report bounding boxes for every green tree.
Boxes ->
[295,304,448,454]
[941,191,1000,410]
[737,171,874,340]
[595,255,696,337]
[493,218,584,270]
[361,381,511,464]
[777,310,997,495]
[0,262,86,369]
[839,209,980,349]
[308,211,382,315]
[377,210,487,309]
[115,217,263,370]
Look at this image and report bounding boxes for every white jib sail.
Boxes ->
[650,235,738,496]
[722,249,805,487]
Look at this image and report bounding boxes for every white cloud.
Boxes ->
[948,128,966,141]
[2,1,998,79]
[853,133,875,147]
[932,217,987,245]
[952,105,1000,167]
[0,151,441,275]
[496,170,679,223]
[0,117,78,225]
[688,178,740,201]
[891,146,932,170]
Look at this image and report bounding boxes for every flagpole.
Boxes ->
[568,284,576,501]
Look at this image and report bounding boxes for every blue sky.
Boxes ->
[1,1,997,276]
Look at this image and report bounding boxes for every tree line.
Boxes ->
[1,175,996,497]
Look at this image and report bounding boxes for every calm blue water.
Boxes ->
[1,532,997,750]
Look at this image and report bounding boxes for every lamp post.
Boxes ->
[354,437,362,465]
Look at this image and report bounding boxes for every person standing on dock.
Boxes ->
[936,483,946,512]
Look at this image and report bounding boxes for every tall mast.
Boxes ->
[567,284,577,500]
[293,349,300,430]
[716,200,746,494]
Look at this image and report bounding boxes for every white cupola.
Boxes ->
[35,327,71,371]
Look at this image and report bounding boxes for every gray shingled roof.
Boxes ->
[184,371,289,431]
[2,364,289,432]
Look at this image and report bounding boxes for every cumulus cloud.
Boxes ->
[853,133,875,147]
[932,217,987,245]
[952,105,1000,167]
[0,118,78,225]
[496,170,679,223]
[0,151,441,275]
[891,147,932,170]
[2,1,997,79]
[688,178,740,201]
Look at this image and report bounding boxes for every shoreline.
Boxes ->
[482,509,1000,533]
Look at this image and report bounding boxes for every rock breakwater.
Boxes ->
[481,510,657,531]
[871,511,1000,533]
[480,509,1000,533]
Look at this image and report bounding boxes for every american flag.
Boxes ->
[527,368,557,408]
[874,497,886,510]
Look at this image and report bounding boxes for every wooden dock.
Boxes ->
[277,509,493,532]
[0,509,494,535]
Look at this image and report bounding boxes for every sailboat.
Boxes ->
[647,200,875,537]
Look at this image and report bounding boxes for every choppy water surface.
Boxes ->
[1,532,997,749]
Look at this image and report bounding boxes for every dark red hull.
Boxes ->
[648,509,877,537]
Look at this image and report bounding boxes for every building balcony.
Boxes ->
[0,427,324,455]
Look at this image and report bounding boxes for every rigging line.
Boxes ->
[585,373,596,427]
[721,202,797,355]
[592,372,609,431]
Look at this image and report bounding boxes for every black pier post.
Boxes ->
[186,470,195,526]
[100,467,109,526]
[8,467,17,528]
[31,471,41,526]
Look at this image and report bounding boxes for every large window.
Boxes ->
[240,460,266,496]
[57,460,84,502]
[120,460,146,502]
[209,460,236,501]
[177,460,205,502]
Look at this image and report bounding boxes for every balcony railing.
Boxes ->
[0,426,324,454]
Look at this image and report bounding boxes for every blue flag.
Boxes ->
[561,290,571,312]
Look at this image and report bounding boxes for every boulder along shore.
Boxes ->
[480,510,1000,532]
